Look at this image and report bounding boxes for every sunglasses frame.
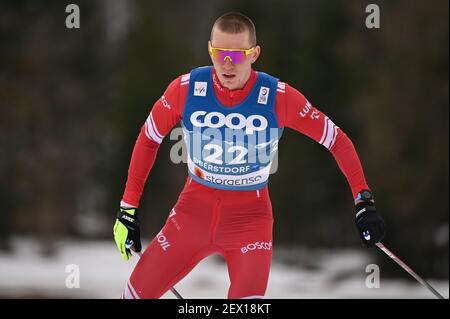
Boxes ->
[209,44,256,64]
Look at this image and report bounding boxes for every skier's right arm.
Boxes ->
[121,75,186,208]
[113,75,188,260]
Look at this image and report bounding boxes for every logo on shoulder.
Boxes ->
[363,230,371,241]
[258,86,270,105]
[161,95,171,109]
[194,81,207,97]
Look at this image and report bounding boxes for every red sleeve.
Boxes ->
[121,75,189,208]
[275,83,370,199]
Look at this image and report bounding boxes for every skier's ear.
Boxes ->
[250,45,261,64]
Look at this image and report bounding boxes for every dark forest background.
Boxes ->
[0,0,448,279]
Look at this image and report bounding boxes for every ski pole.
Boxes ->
[137,252,184,299]
[375,242,445,299]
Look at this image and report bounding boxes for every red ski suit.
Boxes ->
[120,68,370,299]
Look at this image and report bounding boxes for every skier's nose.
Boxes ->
[223,58,234,70]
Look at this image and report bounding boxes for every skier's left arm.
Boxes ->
[276,83,385,246]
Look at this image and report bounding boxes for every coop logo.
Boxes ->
[190,111,268,134]
[240,241,272,254]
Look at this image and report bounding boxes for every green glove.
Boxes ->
[113,208,142,260]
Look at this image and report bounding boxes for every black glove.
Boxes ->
[355,201,386,247]
[113,208,142,260]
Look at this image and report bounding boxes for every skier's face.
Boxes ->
[209,28,260,90]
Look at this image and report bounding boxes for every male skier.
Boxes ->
[113,12,386,299]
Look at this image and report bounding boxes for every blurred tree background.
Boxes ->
[0,0,448,279]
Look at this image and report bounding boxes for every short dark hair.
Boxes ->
[211,12,257,47]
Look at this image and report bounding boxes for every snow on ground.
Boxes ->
[0,237,448,299]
